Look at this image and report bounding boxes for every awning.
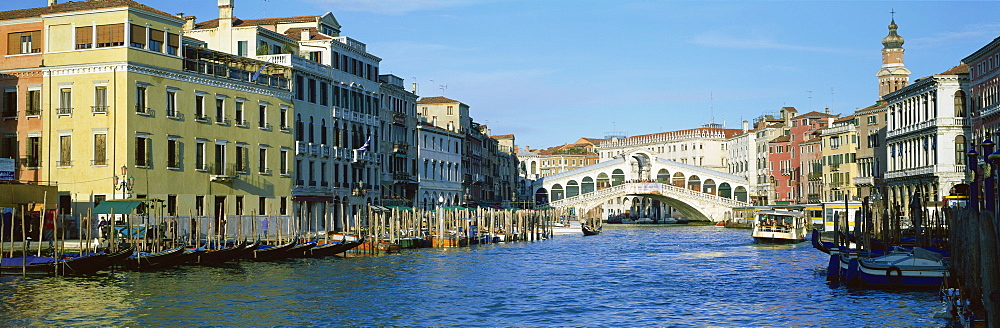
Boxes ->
[92,200,143,214]
[386,206,414,211]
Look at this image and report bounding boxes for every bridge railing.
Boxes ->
[547,183,748,209]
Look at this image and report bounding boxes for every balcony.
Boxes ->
[20,156,40,168]
[194,114,211,123]
[234,119,247,127]
[166,110,184,120]
[207,164,237,182]
[310,144,320,156]
[56,107,73,116]
[135,106,153,116]
[393,143,409,154]
[92,106,108,114]
[259,123,273,131]
[854,176,875,186]
[296,141,310,155]
[25,108,40,116]
[321,145,332,157]
[807,171,822,180]
[91,159,107,166]
[215,117,231,126]
[184,46,289,90]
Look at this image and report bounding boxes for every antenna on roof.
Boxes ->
[709,92,715,124]
[807,90,813,110]
[439,84,448,95]
[263,0,268,17]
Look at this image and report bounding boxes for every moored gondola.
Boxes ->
[581,225,601,236]
[308,238,365,257]
[247,240,297,261]
[121,247,187,271]
[0,253,110,276]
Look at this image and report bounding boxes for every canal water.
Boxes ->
[0,225,948,326]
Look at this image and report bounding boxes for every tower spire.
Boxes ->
[877,13,909,98]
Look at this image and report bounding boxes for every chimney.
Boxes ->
[183,16,197,30]
[48,0,57,6]
[411,82,418,94]
[218,0,234,30]
[300,29,310,41]
[742,120,749,132]
[824,107,830,114]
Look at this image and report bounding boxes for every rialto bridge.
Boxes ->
[531,152,751,222]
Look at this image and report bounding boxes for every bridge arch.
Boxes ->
[535,188,548,204]
[597,173,610,189]
[734,186,748,202]
[567,180,580,198]
[657,169,670,183]
[672,172,685,187]
[581,177,595,194]
[719,182,732,198]
[611,169,625,186]
[688,175,701,191]
[551,184,565,201]
[703,179,717,195]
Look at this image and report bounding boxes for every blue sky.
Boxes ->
[7,1,1000,149]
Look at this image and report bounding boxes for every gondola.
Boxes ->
[581,225,601,236]
[308,238,365,257]
[0,253,111,276]
[247,240,297,261]
[287,241,318,258]
[121,247,187,271]
[194,242,249,264]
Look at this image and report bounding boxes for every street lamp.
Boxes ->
[437,195,445,245]
[112,165,134,199]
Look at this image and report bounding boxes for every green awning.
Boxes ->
[92,200,143,214]
[386,206,414,211]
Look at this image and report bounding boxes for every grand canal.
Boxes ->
[0,225,948,326]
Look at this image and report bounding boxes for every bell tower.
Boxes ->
[877,14,910,98]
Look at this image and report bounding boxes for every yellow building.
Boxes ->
[1,1,294,221]
[821,115,859,202]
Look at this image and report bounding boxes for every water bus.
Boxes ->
[751,209,810,244]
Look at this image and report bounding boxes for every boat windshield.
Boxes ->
[756,214,797,232]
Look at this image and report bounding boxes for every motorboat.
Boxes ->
[751,210,809,244]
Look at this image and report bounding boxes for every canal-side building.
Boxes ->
[726,121,756,189]
[415,121,463,210]
[379,74,419,208]
[964,36,1000,146]
[799,136,824,203]
[520,138,601,179]
[184,0,385,227]
[788,110,836,203]
[767,109,836,204]
[853,102,887,202]
[884,64,970,207]
[0,9,44,188]
[0,0,295,219]
[821,115,858,202]
[596,124,741,172]
[751,111,790,205]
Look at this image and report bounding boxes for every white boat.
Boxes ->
[751,210,809,244]
[659,217,678,224]
[635,217,655,224]
[549,220,582,235]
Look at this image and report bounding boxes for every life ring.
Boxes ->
[886,266,903,283]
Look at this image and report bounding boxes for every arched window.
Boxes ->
[321,119,327,144]
[550,184,565,201]
[566,180,580,198]
[296,114,303,141]
[581,177,595,194]
[611,169,624,186]
[657,169,670,183]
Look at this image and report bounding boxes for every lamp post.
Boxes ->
[437,195,445,246]
[112,165,134,199]
[981,138,994,214]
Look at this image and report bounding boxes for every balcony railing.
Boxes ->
[194,114,211,123]
[2,110,16,118]
[20,156,40,168]
[56,107,73,115]
[92,159,107,166]
[216,117,231,126]
[259,123,273,131]
[135,106,154,116]
[91,106,108,114]
[167,110,184,120]
[25,108,40,116]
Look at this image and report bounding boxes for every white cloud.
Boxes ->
[909,23,1000,49]
[305,0,498,15]
[689,31,857,54]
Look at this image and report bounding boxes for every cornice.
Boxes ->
[43,62,292,99]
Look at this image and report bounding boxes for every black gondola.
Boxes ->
[582,225,601,236]
[0,253,111,276]
[308,238,364,257]
[121,247,187,271]
[247,241,297,261]
[194,242,249,264]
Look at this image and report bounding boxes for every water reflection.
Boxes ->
[0,226,948,327]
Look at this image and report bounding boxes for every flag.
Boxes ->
[251,57,273,82]
[357,135,371,151]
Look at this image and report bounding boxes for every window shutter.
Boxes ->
[167,33,178,47]
[60,136,70,165]
[95,134,106,164]
[130,24,145,46]
[7,32,21,54]
[149,29,163,42]
[76,26,92,48]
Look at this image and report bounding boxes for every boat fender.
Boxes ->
[886,266,903,283]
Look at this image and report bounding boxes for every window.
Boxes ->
[279,197,287,215]
[308,78,316,103]
[195,95,206,120]
[26,90,40,116]
[7,31,40,54]
[215,98,225,124]
[1,89,15,117]
[259,147,268,172]
[258,196,266,216]
[135,85,148,114]
[195,195,205,215]
[166,91,177,117]
[26,136,40,167]
[258,105,267,128]
[279,107,288,130]
[148,29,163,52]
[320,82,328,106]
[235,196,244,215]
[129,24,145,48]
[58,88,72,115]
[135,135,150,167]
[167,195,177,216]
[295,76,304,100]
[0,135,16,159]
[58,135,71,167]
[93,86,108,114]
[237,41,248,57]
[271,44,280,55]
[236,144,246,173]
[93,133,107,165]
[195,141,206,170]
[96,24,124,48]
[214,143,226,175]
[280,149,288,175]
[167,139,179,169]
[166,33,178,55]
[447,106,453,115]
[235,101,245,125]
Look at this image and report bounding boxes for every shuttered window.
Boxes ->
[130,24,145,48]
[166,33,179,55]
[96,24,124,48]
[148,29,163,52]
[94,134,106,166]
[136,136,149,167]
[59,135,71,167]
[76,26,93,49]
[7,31,41,54]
